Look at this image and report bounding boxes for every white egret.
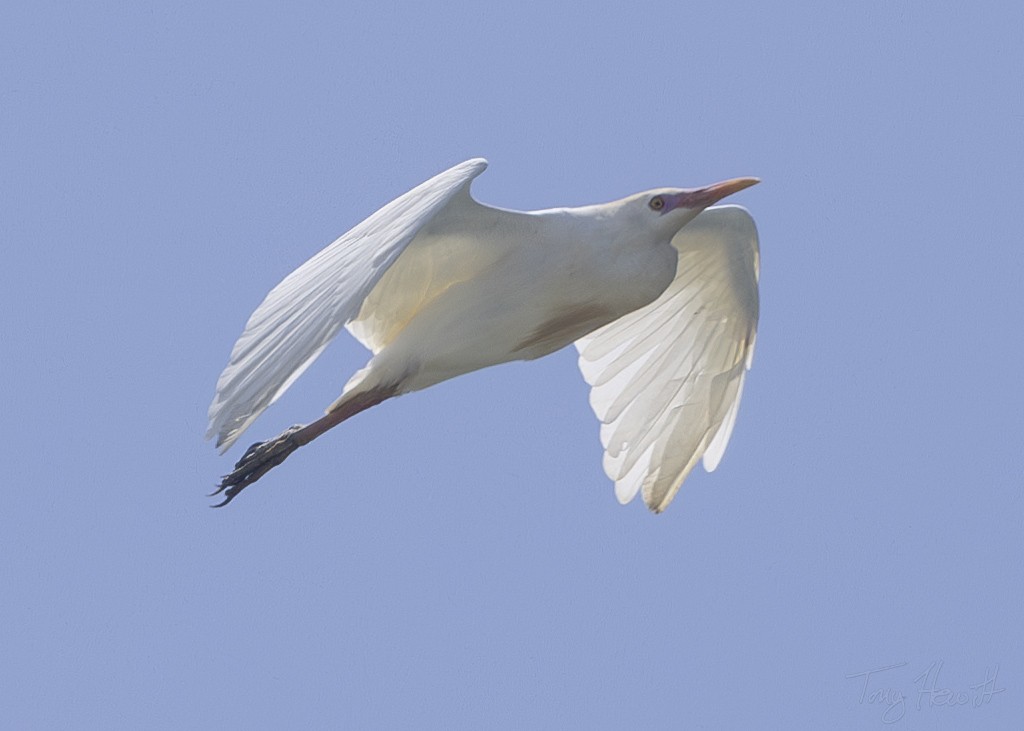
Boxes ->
[208,158,760,512]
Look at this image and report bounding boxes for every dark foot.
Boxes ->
[211,425,304,507]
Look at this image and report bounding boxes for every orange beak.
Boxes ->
[666,177,760,211]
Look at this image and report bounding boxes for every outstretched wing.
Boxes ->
[574,205,760,513]
[207,158,489,451]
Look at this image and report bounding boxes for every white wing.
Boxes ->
[207,158,489,451]
[574,205,759,513]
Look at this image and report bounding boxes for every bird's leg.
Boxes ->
[211,383,399,507]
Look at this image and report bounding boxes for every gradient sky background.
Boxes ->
[2,2,1022,729]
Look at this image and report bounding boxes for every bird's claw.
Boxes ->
[210,425,305,507]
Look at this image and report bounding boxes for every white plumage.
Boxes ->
[208,158,759,512]
[575,206,758,511]
[207,159,489,449]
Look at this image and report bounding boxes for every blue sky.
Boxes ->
[2,2,1021,728]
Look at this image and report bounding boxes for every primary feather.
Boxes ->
[207,158,488,450]
[575,205,759,512]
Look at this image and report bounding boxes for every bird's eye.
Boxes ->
[648,195,665,211]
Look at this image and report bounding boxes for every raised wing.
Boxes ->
[207,158,489,451]
[574,205,759,513]
[345,183,515,356]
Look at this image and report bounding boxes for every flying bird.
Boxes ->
[208,159,760,512]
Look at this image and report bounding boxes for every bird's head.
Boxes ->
[623,177,760,236]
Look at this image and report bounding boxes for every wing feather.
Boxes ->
[207,158,489,450]
[575,205,760,512]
